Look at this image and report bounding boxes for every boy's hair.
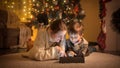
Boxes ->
[68,19,84,34]
[50,19,67,34]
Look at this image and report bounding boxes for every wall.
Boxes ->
[81,0,120,51]
[105,0,120,51]
[81,0,100,42]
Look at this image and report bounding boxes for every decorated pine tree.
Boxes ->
[31,0,86,25]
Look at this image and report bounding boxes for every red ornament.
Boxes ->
[54,6,59,10]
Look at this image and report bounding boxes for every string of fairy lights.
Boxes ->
[0,0,85,23]
[0,0,34,22]
[22,0,33,22]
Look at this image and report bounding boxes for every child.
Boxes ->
[66,19,88,57]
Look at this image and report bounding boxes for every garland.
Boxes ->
[97,0,112,50]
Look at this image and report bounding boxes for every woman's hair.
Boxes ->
[68,19,83,34]
[50,19,67,34]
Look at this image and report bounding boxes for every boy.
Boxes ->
[66,19,88,57]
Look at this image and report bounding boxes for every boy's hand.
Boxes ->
[68,51,77,57]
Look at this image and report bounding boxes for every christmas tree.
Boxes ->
[31,0,86,25]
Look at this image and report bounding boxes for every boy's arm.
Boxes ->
[81,37,88,55]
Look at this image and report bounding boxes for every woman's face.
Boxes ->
[50,30,66,42]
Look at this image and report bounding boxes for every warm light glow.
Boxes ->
[52,8,54,11]
[69,8,71,10]
[2,0,33,22]
[45,3,48,7]
[35,9,37,12]
[33,0,35,2]
[22,17,25,20]
[4,1,7,4]
[33,4,35,6]
[30,4,32,6]
[24,6,26,8]
[64,0,66,3]
[12,2,15,5]
[24,13,27,16]
[28,8,31,10]
[50,6,53,8]
[23,9,26,12]
[31,26,38,41]
[81,10,85,14]
[30,15,33,18]
[29,0,31,3]
[48,19,51,23]
[36,3,39,7]
[28,12,31,14]
[11,6,14,8]
[23,2,26,4]
[8,6,10,8]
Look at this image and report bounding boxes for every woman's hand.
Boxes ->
[55,46,67,57]
[55,46,62,51]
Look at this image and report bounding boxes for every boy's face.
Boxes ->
[74,22,81,32]
[69,33,81,44]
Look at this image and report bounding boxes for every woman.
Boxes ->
[23,19,67,60]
